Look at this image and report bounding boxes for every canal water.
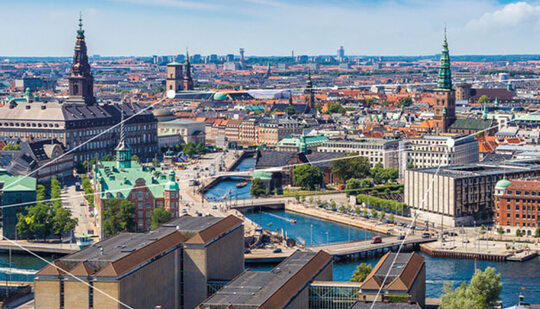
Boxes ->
[246,210,540,306]
[204,156,255,202]
[0,253,50,282]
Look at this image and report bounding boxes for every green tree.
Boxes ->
[326,103,346,114]
[497,227,505,235]
[399,96,413,106]
[535,226,540,238]
[381,211,386,220]
[131,154,140,163]
[284,106,296,116]
[331,154,371,183]
[51,206,78,236]
[516,229,522,237]
[371,208,378,219]
[350,263,372,282]
[477,95,490,103]
[150,208,171,230]
[102,199,136,236]
[293,165,323,190]
[360,178,373,189]
[345,178,361,196]
[407,162,414,169]
[440,267,502,309]
[388,213,394,223]
[363,208,368,218]
[183,142,196,157]
[250,178,267,198]
[2,143,21,151]
[195,143,206,154]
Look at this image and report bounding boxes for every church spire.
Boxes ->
[436,27,452,91]
[183,48,194,90]
[115,101,132,169]
[68,13,96,105]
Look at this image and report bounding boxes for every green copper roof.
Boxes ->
[495,179,511,189]
[277,134,329,151]
[95,161,176,199]
[0,171,36,192]
[253,170,272,180]
[436,30,452,91]
[167,61,183,66]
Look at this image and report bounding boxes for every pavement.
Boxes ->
[61,181,97,237]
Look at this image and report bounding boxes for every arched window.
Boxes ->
[73,84,79,95]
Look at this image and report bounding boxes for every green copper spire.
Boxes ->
[116,101,132,169]
[77,12,84,36]
[436,28,452,91]
[482,103,488,120]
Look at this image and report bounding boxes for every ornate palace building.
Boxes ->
[0,17,158,163]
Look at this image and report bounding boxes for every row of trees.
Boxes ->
[356,194,407,213]
[2,143,21,151]
[16,177,78,240]
[81,176,94,208]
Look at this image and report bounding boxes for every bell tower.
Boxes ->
[433,28,456,133]
[67,13,96,106]
[166,61,184,92]
[183,49,194,91]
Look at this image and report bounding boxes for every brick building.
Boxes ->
[494,178,540,236]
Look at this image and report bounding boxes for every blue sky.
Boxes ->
[2,0,540,56]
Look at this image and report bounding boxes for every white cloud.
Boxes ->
[466,1,540,32]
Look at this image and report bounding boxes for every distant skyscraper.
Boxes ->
[239,48,245,62]
[67,14,96,106]
[337,46,345,59]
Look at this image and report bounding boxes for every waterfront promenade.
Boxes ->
[0,240,78,255]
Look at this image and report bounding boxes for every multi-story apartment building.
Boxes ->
[256,119,302,147]
[0,170,36,239]
[238,118,257,147]
[0,19,158,163]
[494,178,540,236]
[405,162,540,226]
[399,135,479,176]
[316,138,399,168]
[34,215,244,309]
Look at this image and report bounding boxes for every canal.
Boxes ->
[246,210,540,306]
[204,155,255,202]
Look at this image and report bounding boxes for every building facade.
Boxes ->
[34,215,244,309]
[494,178,540,236]
[405,162,540,226]
[0,170,36,239]
[317,138,399,168]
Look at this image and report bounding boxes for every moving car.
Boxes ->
[371,236,382,244]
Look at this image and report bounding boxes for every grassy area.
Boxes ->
[281,189,341,197]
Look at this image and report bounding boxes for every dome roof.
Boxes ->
[495,179,511,189]
[213,92,227,101]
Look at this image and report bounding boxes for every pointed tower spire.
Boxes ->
[68,13,96,105]
[183,47,194,90]
[436,27,452,91]
[116,101,132,169]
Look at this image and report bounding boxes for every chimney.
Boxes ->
[383,295,389,303]
[408,295,412,305]
[362,295,366,304]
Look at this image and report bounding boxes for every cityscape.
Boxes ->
[2,0,540,308]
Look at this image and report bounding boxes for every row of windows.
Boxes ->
[0,122,60,128]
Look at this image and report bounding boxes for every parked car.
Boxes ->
[398,235,405,240]
[421,233,431,239]
[273,248,282,253]
[371,236,382,244]
[244,249,251,254]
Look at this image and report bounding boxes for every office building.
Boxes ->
[405,161,540,226]
[34,215,244,309]
[317,138,399,168]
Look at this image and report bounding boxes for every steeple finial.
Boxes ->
[186,47,190,62]
[77,12,85,36]
[120,100,125,146]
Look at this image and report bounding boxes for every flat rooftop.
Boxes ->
[201,250,331,308]
[413,161,540,178]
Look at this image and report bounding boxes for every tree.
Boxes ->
[407,162,414,169]
[350,263,372,282]
[477,95,490,103]
[399,96,413,107]
[250,178,267,198]
[150,208,171,230]
[535,226,540,238]
[284,106,296,116]
[52,206,78,236]
[497,227,505,235]
[131,155,140,163]
[371,208,378,219]
[363,208,368,218]
[345,178,361,196]
[331,154,371,183]
[326,103,346,114]
[293,165,323,190]
[2,143,21,151]
[440,267,502,309]
[516,229,522,237]
[195,143,206,154]
[388,213,394,223]
[183,142,196,157]
[102,199,136,236]
[360,179,373,189]
[381,211,386,220]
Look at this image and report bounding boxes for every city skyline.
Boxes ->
[3,0,540,57]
